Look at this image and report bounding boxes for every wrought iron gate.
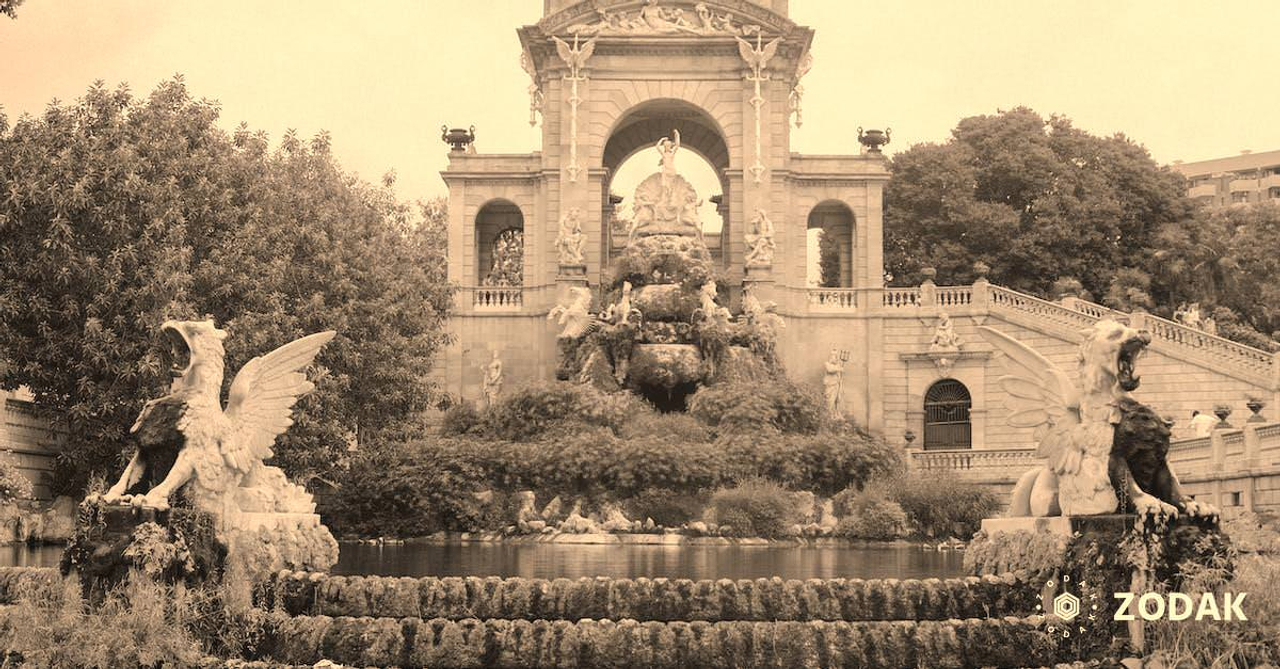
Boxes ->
[924,379,972,450]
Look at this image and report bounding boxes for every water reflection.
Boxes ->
[333,543,966,580]
[0,544,64,569]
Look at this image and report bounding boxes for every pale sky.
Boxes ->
[2,0,1277,206]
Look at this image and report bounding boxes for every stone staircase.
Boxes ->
[985,284,1276,387]
[1,566,1075,668]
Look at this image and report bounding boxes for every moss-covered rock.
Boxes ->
[633,284,701,323]
[628,344,704,390]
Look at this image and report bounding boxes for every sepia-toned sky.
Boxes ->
[2,0,1277,205]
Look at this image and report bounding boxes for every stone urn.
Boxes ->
[1213,404,1233,429]
[1246,398,1267,423]
[973,261,991,279]
[858,127,891,153]
[441,125,476,152]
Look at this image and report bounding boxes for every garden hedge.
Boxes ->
[260,571,1039,623]
[256,613,1061,668]
[0,566,56,603]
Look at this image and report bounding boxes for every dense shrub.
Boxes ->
[708,479,797,538]
[886,472,1001,539]
[0,451,33,503]
[319,440,488,538]
[615,411,711,442]
[622,488,709,527]
[834,491,910,540]
[438,402,482,436]
[480,382,646,441]
[718,429,903,497]
[688,380,825,436]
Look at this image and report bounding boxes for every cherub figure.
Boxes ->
[930,312,962,352]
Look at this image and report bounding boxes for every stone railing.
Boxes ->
[988,285,1099,331]
[1135,314,1275,379]
[933,286,973,309]
[882,287,921,308]
[471,286,523,310]
[906,447,1045,482]
[807,288,858,310]
[1165,422,1280,509]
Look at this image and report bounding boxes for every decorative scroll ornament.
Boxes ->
[520,51,544,127]
[744,208,776,266]
[553,33,597,182]
[566,0,752,36]
[789,52,813,128]
[735,32,781,183]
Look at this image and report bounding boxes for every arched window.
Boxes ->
[923,379,972,450]
[806,202,855,287]
[474,201,523,285]
[483,228,523,286]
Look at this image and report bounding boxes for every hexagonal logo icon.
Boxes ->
[1053,591,1081,621]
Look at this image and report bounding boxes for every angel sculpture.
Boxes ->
[99,320,334,525]
[979,320,1215,520]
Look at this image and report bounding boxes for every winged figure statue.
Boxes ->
[734,33,782,75]
[979,320,1216,520]
[98,320,335,526]
[553,34,597,77]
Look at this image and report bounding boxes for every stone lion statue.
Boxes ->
[96,320,334,529]
[979,320,1217,521]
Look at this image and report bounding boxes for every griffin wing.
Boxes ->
[220,331,336,474]
[976,326,1081,464]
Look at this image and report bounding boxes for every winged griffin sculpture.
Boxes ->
[97,320,334,529]
[979,320,1217,521]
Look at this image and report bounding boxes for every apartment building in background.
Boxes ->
[1172,149,1280,207]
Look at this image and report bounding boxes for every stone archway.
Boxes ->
[923,379,973,450]
[601,100,732,272]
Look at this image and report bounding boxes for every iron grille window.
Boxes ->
[923,379,972,450]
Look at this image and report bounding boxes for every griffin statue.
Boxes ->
[979,320,1218,521]
[96,320,335,530]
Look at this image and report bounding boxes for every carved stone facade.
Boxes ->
[435,1,1280,474]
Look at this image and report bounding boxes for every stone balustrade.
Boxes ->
[906,447,1045,483]
[471,286,523,310]
[807,288,858,310]
[882,287,921,308]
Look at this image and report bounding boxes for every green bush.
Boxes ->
[622,488,709,528]
[717,429,903,497]
[479,382,645,441]
[886,472,1001,539]
[688,380,826,436]
[439,402,482,436]
[834,491,909,540]
[708,478,797,538]
[0,451,33,504]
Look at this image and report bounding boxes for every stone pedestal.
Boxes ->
[742,265,777,310]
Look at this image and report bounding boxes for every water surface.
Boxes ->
[1,542,967,581]
[333,542,966,580]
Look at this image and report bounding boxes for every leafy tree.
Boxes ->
[1148,203,1280,349]
[1,0,23,19]
[884,107,1191,298]
[0,78,454,494]
[816,228,841,287]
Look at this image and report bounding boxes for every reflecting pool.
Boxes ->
[334,542,966,580]
[1,542,968,581]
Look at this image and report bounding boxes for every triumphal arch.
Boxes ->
[441,0,891,424]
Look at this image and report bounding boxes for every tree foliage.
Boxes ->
[0,78,454,494]
[816,228,841,288]
[884,106,1279,350]
[885,107,1190,297]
